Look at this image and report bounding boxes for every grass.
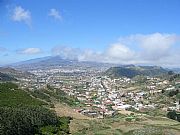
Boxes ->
[71,113,180,135]
[124,127,163,135]
[54,103,91,120]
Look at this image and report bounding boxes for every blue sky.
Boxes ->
[0,0,180,67]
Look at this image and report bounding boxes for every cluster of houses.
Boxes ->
[16,67,180,118]
[72,76,180,118]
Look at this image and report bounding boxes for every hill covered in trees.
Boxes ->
[105,65,169,78]
[0,82,71,135]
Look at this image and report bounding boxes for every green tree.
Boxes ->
[167,110,177,120]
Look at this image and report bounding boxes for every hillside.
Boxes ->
[28,85,79,107]
[0,82,46,107]
[0,72,16,81]
[0,67,33,78]
[70,115,180,135]
[0,82,72,135]
[105,65,169,78]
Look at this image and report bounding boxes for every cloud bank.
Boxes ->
[52,33,180,67]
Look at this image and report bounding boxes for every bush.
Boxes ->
[125,117,133,122]
[167,110,180,122]
[167,110,176,120]
[40,125,58,135]
[135,118,140,121]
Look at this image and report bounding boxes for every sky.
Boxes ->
[0,0,180,67]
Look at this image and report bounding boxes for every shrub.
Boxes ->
[125,117,132,122]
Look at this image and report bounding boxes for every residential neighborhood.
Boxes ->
[15,66,180,118]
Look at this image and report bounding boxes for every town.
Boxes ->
[16,66,180,119]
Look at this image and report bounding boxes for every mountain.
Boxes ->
[105,65,169,78]
[10,56,55,67]
[10,56,115,71]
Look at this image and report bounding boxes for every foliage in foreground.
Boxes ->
[0,82,72,135]
[0,106,72,135]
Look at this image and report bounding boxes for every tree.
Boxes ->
[167,110,177,120]
[168,71,174,75]
[176,93,180,99]
[161,89,165,93]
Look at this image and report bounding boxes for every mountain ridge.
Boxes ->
[9,56,116,71]
[105,65,170,78]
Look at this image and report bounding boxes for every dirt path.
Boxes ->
[54,103,92,120]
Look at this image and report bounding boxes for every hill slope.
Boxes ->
[10,56,115,71]
[0,67,33,78]
[0,82,71,135]
[0,82,46,107]
[0,72,16,81]
[105,65,169,78]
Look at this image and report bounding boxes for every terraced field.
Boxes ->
[69,113,180,135]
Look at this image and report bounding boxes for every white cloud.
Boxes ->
[51,46,80,59]
[11,6,31,26]
[78,45,136,64]
[48,8,62,21]
[120,33,179,61]
[105,43,135,60]
[17,48,42,55]
[79,49,103,62]
[51,33,180,67]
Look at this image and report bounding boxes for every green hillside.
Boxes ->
[0,82,71,135]
[105,66,169,78]
[28,85,79,107]
[0,82,45,107]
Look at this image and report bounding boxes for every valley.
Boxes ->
[0,57,180,135]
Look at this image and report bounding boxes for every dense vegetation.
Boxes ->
[50,89,79,106]
[0,82,46,107]
[0,82,72,135]
[169,74,180,82]
[0,106,72,135]
[28,87,79,107]
[28,89,52,103]
[105,65,168,78]
[167,110,180,122]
